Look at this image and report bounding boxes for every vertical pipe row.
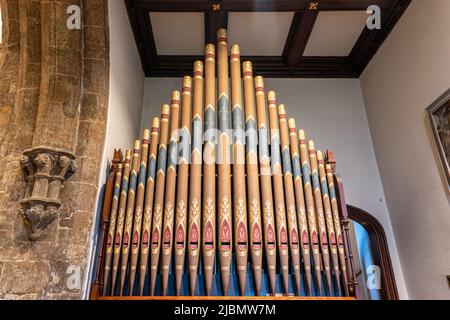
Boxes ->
[326,163,349,296]
[104,161,123,294]
[217,28,233,296]
[309,140,333,294]
[139,118,161,295]
[277,104,302,295]
[288,119,313,295]
[129,130,151,293]
[149,104,171,295]
[160,93,181,295]
[94,33,357,298]
[299,131,324,295]
[120,140,141,295]
[230,44,249,295]
[267,93,291,295]
[317,151,341,295]
[111,150,131,295]
[174,76,193,295]
[252,74,277,295]
[189,62,205,295]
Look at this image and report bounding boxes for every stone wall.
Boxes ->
[0,0,109,299]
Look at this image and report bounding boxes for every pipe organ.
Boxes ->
[91,29,359,299]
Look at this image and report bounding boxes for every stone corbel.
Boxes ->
[20,146,76,241]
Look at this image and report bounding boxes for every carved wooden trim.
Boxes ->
[347,205,400,300]
[91,150,123,299]
[334,175,360,299]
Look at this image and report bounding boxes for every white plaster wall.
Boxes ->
[104,1,145,163]
[84,0,145,298]
[140,78,183,132]
[141,77,408,299]
[360,0,450,299]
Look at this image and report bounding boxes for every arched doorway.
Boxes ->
[347,205,399,300]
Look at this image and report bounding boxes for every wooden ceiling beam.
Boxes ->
[283,3,319,67]
[148,56,357,78]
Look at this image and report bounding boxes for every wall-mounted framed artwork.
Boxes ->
[426,89,450,190]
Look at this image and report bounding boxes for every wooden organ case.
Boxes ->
[90,29,361,300]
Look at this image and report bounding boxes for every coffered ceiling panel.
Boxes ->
[228,12,295,56]
[150,12,205,55]
[304,11,370,56]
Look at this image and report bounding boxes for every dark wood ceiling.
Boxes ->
[124,0,411,78]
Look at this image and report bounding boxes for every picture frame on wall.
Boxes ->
[426,89,450,191]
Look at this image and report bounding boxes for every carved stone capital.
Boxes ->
[20,146,76,241]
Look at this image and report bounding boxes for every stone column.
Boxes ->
[0,0,109,299]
